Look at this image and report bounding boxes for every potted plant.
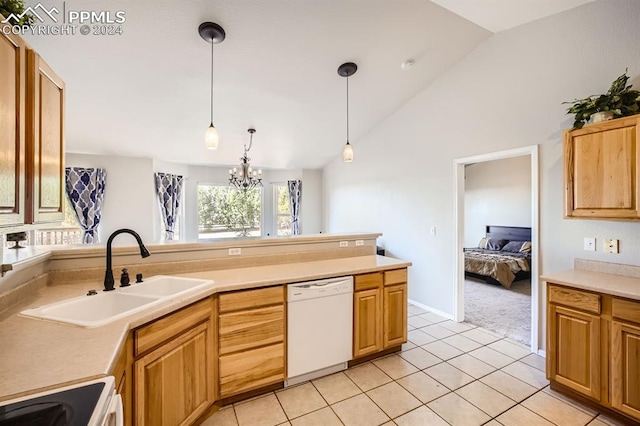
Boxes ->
[564,70,640,129]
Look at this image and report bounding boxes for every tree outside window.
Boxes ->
[198,185,261,239]
[274,184,291,236]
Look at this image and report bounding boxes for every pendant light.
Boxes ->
[199,22,226,149]
[338,62,357,163]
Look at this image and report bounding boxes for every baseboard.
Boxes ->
[408,299,454,320]
[537,349,546,358]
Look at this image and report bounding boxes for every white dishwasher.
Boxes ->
[286,276,353,386]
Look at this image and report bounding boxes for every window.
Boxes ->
[198,184,262,239]
[274,184,291,236]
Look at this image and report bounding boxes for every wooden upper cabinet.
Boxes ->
[564,115,640,220]
[25,49,65,224]
[0,29,26,227]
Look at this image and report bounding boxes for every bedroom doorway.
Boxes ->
[453,145,540,353]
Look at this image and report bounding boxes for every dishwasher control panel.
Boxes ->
[287,276,353,302]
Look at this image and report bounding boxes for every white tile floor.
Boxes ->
[202,304,627,426]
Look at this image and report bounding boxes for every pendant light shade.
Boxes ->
[338,62,357,163]
[205,124,219,149]
[199,22,225,150]
[342,141,354,162]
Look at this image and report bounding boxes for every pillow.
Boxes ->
[520,241,532,253]
[502,240,526,253]
[478,237,488,249]
[486,238,508,250]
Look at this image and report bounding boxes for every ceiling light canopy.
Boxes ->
[338,62,357,163]
[199,22,226,150]
[229,128,263,191]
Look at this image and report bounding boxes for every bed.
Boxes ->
[464,225,531,289]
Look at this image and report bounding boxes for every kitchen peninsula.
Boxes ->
[0,233,411,425]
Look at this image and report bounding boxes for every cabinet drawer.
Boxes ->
[135,298,212,356]
[548,284,600,314]
[355,272,383,291]
[612,297,640,324]
[219,305,284,355]
[384,269,407,286]
[219,343,284,398]
[218,286,283,313]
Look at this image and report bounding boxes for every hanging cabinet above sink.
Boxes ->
[563,115,640,220]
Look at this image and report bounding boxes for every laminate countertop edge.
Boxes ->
[541,269,640,301]
[0,255,410,401]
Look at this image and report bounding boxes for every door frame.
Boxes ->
[453,145,540,352]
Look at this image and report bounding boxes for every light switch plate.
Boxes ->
[584,237,596,251]
[605,239,619,254]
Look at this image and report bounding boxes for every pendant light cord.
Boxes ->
[346,76,350,143]
[210,39,214,125]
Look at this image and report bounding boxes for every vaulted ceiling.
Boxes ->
[24,0,594,170]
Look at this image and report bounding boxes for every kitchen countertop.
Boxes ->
[541,269,640,301]
[0,255,410,401]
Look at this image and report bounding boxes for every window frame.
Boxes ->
[273,182,292,237]
[197,182,264,240]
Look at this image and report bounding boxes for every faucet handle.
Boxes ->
[120,268,131,287]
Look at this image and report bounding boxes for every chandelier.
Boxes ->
[229,128,263,191]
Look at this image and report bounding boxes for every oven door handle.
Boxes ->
[105,393,123,426]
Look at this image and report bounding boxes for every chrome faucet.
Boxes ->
[104,229,151,291]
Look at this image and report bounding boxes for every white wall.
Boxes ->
[464,156,531,247]
[66,153,157,244]
[323,0,640,346]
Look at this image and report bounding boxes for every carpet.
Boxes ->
[464,278,531,345]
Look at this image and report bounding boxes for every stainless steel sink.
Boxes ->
[20,275,214,328]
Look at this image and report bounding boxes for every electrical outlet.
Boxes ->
[355,240,364,246]
[584,237,596,251]
[339,241,348,248]
[605,239,619,254]
[228,248,241,256]
[430,226,437,236]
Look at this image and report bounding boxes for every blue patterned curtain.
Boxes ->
[288,180,302,235]
[155,173,185,240]
[65,167,107,244]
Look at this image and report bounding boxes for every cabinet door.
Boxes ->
[548,304,600,400]
[564,116,640,219]
[0,30,26,227]
[353,288,383,358]
[384,283,407,348]
[25,50,65,224]
[135,321,214,426]
[611,321,640,421]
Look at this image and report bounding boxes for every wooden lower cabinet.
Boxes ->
[547,304,601,400]
[216,286,285,399]
[384,283,407,348]
[353,269,408,358]
[133,298,215,426]
[547,283,640,423]
[219,343,285,397]
[611,321,640,419]
[353,288,383,357]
